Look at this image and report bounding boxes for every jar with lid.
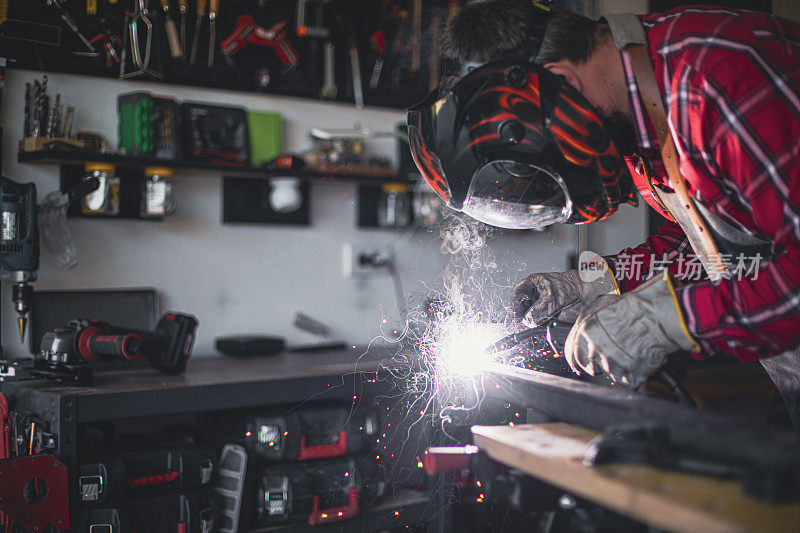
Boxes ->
[377,182,412,228]
[141,167,176,219]
[82,163,120,215]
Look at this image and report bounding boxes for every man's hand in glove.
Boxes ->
[564,270,701,388]
[508,259,619,327]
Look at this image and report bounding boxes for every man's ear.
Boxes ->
[544,62,583,92]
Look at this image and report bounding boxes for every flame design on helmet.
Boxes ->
[549,90,631,222]
[408,124,451,203]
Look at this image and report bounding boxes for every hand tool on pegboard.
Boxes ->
[190,0,207,65]
[207,0,218,67]
[178,0,188,56]
[349,38,364,108]
[46,0,96,52]
[158,0,183,59]
[319,40,336,99]
[295,0,329,39]
[410,0,421,73]
[120,0,162,79]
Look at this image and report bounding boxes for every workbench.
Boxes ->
[1,348,435,532]
[473,423,800,533]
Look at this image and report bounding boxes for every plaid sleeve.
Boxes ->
[604,219,698,292]
[670,50,800,362]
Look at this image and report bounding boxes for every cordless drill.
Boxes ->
[0,178,39,346]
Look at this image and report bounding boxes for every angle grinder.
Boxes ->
[487,320,696,407]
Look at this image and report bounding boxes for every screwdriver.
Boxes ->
[189,0,207,65]
[178,0,188,57]
[208,0,218,68]
[159,0,182,59]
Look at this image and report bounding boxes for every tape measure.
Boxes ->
[0,0,9,25]
[87,0,97,15]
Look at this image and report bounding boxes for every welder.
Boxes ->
[407,1,800,426]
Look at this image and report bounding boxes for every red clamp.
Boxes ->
[89,32,122,67]
[297,431,347,461]
[308,488,359,525]
[221,16,299,67]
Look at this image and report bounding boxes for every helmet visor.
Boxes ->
[462,160,571,229]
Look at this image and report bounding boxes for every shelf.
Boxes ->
[250,488,432,533]
[18,148,404,185]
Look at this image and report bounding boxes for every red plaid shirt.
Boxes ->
[603,6,800,362]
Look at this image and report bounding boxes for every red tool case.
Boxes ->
[80,488,217,533]
[253,456,382,527]
[79,446,214,503]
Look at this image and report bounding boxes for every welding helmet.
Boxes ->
[406,61,636,229]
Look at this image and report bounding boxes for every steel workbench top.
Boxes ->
[2,347,391,423]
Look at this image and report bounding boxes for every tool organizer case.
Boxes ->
[217,404,378,462]
[180,103,250,166]
[79,446,214,503]
[80,488,217,533]
[253,455,383,527]
[117,91,154,155]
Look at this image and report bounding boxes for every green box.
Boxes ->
[247,110,282,167]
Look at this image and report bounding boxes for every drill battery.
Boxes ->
[79,446,214,503]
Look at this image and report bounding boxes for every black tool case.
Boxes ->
[179,103,250,166]
[80,489,217,533]
[212,404,379,462]
[252,455,383,527]
[79,446,214,503]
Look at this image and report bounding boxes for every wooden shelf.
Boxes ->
[18,147,404,185]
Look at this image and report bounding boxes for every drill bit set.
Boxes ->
[20,75,83,152]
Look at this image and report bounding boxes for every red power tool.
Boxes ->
[220,15,299,67]
[32,312,198,385]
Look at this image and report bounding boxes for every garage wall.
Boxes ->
[1,72,647,358]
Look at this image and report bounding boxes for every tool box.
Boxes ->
[180,103,250,166]
[247,110,282,167]
[79,446,214,503]
[117,91,154,155]
[80,488,217,533]
[215,404,378,461]
[253,456,383,527]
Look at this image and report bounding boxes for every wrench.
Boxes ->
[320,41,336,99]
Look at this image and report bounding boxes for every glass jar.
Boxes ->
[141,167,176,219]
[82,163,120,215]
[377,182,412,228]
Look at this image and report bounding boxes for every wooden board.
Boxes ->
[472,423,800,533]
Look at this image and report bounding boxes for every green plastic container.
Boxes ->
[118,91,154,155]
[247,110,282,167]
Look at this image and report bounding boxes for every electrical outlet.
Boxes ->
[342,243,386,278]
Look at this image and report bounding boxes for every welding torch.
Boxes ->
[486,320,696,407]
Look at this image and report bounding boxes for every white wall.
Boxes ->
[0,69,646,358]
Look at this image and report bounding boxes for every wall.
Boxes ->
[0,69,646,359]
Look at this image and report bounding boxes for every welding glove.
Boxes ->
[508,261,619,327]
[564,270,700,389]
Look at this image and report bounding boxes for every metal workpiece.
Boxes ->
[482,365,800,474]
